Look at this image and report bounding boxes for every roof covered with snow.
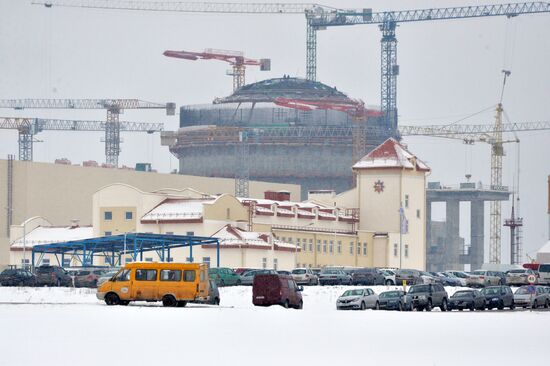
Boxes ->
[209,225,296,251]
[141,198,213,222]
[352,138,430,172]
[11,226,94,249]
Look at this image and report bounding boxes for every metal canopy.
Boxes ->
[31,233,220,268]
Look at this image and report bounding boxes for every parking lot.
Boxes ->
[0,285,548,366]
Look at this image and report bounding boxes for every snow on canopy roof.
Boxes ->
[11,226,94,249]
[236,197,328,210]
[141,198,212,221]
[352,138,430,172]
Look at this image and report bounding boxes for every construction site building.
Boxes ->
[162,77,387,198]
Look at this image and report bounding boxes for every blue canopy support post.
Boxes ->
[31,249,35,271]
[90,250,94,266]
[117,253,121,267]
[82,243,87,266]
[133,237,137,261]
[112,250,115,267]
[140,247,143,261]
[61,253,65,267]
[217,239,220,268]
[167,247,171,262]
[161,242,165,261]
[189,239,193,263]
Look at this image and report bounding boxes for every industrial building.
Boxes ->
[0,158,299,269]
[8,138,430,270]
[162,77,388,198]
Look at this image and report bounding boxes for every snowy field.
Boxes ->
[0,286,548,366]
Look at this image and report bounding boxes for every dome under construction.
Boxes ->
[162,77,390,198]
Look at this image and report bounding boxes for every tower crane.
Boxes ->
[0,117,164,162]
[164,49,271,91]
[0,99,174,166]
[309,2,550,137]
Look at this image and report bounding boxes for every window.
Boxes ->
[393,243,398,257]
[115,269,131,281]
[125,211,133,220]
[282,237,287,242]
[316,240,321,252]
[203,257,211,267]
[329,240,333,254]
[309,239,313,252]
[104,231,112,237]
[363,242,368,256]
[184,270,196,282]
[200,270,205,282]
[186,231,194,236]
[135,269,157,281]
[262,258,267,269]
[357,242,361,256]
[273,258,278,270]
[404,195,409,209]
[296,238,301,249]
[288,280,295,289]
[145,257,153,262]
[104,211,112,221]
[323,240,327,253]
[416,209,421,219]
[160,270,182,281]
[337,241,342,254]
[405,244,409,258]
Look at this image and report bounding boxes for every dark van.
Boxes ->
[252,274,303,309]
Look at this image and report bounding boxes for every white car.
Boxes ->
[379,269,396,285]
[291,268,319,285]
[336,288,379,310]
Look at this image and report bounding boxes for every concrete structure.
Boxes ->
[426,221,465,272]
[0,159,299,268]
[163,77,386,198]
[426,181,510,271]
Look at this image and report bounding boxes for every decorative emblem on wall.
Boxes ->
[373,180,385,193]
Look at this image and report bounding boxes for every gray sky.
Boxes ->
[1,0,549,263]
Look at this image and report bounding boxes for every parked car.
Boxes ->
[234,268,252,275]
[480,286,515,310]
[395,269,421,285]
[97,269,120,287]
[208,267,242,286]
[471,270,502,286]
[336,288,379,310]
[34,265,72,287]
[430,272,462,287]
[448,289,486,311]
[191,279,220,305]
[240,269,278,285]
[445,271,479,287]
[318,269,352,285]
[514,285,549,309]
[506,268,538,286]
[407,283,448,311]
[252,274,303,309]
[419,271,440,285]
[73,268,109,288]
[277,270,291,275]
[0,268,36,286]
[441,271,467,287]
[379,269,396,285]
[538,263,550,285]
[351,268,385,285]
[378,290,409,311]
[291,268,318,285]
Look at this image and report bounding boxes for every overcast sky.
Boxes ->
[0,0,549,263]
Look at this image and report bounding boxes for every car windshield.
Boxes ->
[515,287,531,294]
[292,269,306,274]
[472,271,486,275]
[451,272,467,278]
[452,291,473,298]
[409,285,430,293]
[321,270,338,275]
[35,267,53,274]
[380,291,401,298]
[481,287,500,295]
[342,290,364,297]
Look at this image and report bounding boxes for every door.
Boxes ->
[158,269,183,300]
[182,269,198,300]
[366,289,375,307]
[198,268,208,299]
[131,268,158,300]
[111,269,132,300]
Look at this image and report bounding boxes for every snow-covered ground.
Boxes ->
[0,286,548,366]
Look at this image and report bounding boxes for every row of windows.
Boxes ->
[393,243,410,258]
[279,237,369,257]
[103,211,133,221]
[116,269,197,282]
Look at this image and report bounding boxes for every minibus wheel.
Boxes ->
[105,293,120,306]
[162,295,177,307]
